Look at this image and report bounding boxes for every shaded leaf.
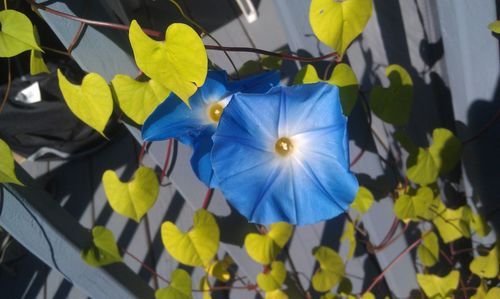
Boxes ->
[416,270,459,299]
[245,222,293,265]
[312,246,345,292]
[81,226,122,267]
[162,209,219,267]
[309,0,372,57]
[112,75,170,124]
[129,20,207,104]
[0,10,42,57]
[103,166,159,223]
[57,70,113,136]
[0,139,23,185]
[428,128,461,174]
[370,65,413,125]
[156,269,192,299]
[206,255,233,282]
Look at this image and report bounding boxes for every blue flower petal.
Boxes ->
[212,83,358,225]
[227,71,280,94]
[190,127,218,188]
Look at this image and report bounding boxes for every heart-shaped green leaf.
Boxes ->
[205,255,233,282]
[0,139,22,185]
[340,221,356,260]
[257,261,287,292]
[485,288,500,299]
[265,289,289,299]
[239,56,282,77]
[417,231,439,267]
[394,187,436,222]
[312,246,345,292]
[488,20,500,33]
[129,20,207,105]
[294,63,359,115]
[0,10,42,57]
[433,204,471,244]
[309,0,372,58]
[350,186,374,215]
[162,209,219,267]
[406,148,438,186]
[370,64,413,125]
[471,281,487,299]
[111,74,170,125]
[469,212,491,237]
[57,70,113,136]
[30,26,49,75]
[416,270,459,299]
[103,166,159,223]
[244,222,293,265]
[81,226,122,267]
[470,245,499,279]
[156,269,192,299]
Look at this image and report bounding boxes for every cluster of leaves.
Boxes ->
[2,1,500,299]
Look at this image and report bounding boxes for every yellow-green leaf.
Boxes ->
[244,222,293,265]
[257,261,287,292]
[156,269,192,299]
[0,10,42,57]
[205,255,233,282]
[486,288,500,299]
[361,293,376,299]
[57,70,113,136]
[294,64,358,115]
[30,26,49,75]
[470,245,499,279]
[309,0,373,57]
[350,186,374,214]
[393,187,435,222]
[416,270,459,299]
[471,281,487,299]
[417,231,439,267]
[111,74,170,124]
[129,20,207,104]
[407,148,439,186]
[265,289,289,299]
[488,20,500,33]
[428,128,461,174]
[0,139,23,185]
[370,64,413,125]
[162,209,219,267]
[312,246,345,292]
[433,204,471,243]
[103,166,159,223]
[470,212,491,237]
[81,226,122,267]
[340,221,356,260]
[199,276,212,299]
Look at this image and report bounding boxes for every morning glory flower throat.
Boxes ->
[142,70,280,188]
[211,83,359,225]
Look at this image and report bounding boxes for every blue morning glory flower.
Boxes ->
[211,83,359,225]
[142,70,280,187]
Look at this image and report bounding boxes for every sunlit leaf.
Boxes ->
[245,222,293,265]
[0,10,42,57]
[257,261,287,292]
[312,246,345,292]
[407,148,438,185]
[309,0,372,57]
[30,26,49,75]
[81,226,122,267]
[57,70,113,136]
[488,20,500,33]
[470,245,499,279]
[470,212,491,237]
[155,269,192,299]
[162,209,219,267]
[433,203,471,244]
[265,289,289,299]
[417,231,439,267]
[199,276,212,299]
[361,293,376,299]
[102,166,159,223]
[205,255,233,282]
[350,186,374,214]
[486,288,500,299]
[129,20,207,104]
[294,64,358,115]
[393,187,435,222]
[370,64,413,125]
[0,139,23,185]
[416,270,459,299]
[471,281,487,299]
[429,128,461,174]
[112,75,170,124]
[340,221,356,260]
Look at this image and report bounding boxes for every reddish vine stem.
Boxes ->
[202,188,214,210]
[67,22,86,55]
[159,139,173,184]
[349,148,365,167]
[377,217,399,247]
[138,142,149,164]
[374,222,409,252]
[439,249,469,299]
[0,59,12,114]
[123,249,170,284]
[362,235,425,296]
[462,109,500,145]
[27,0,338,62]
